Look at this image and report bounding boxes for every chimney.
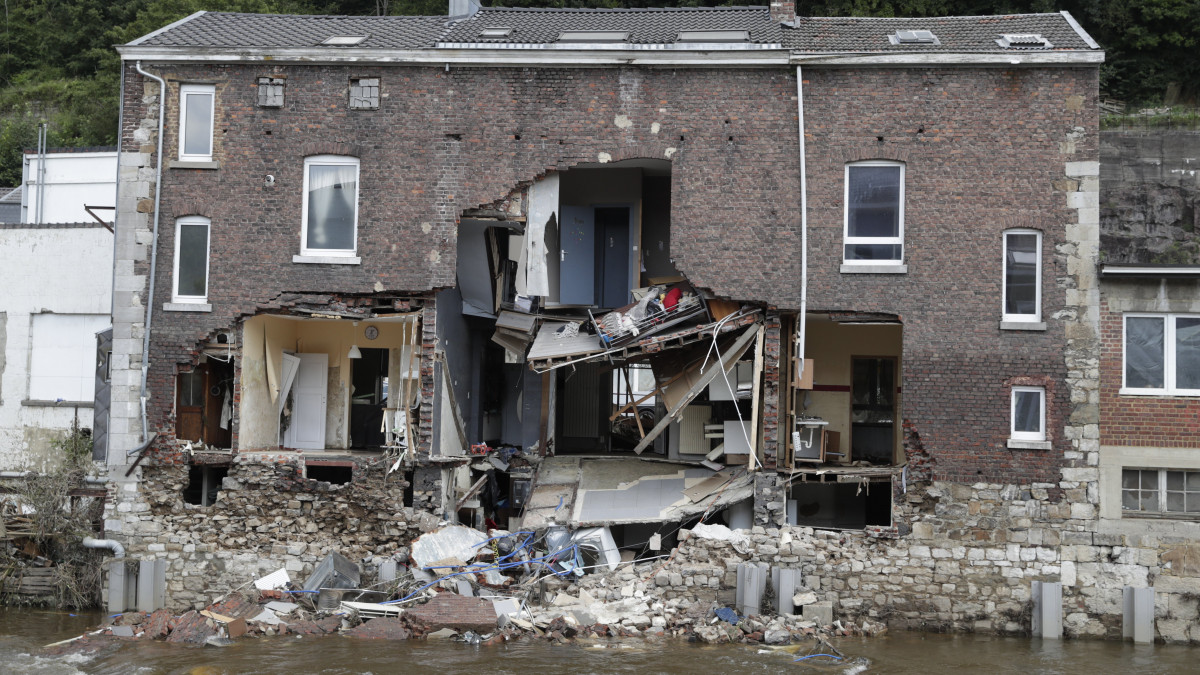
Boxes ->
[770,0,796,24]
[449,0,481,19]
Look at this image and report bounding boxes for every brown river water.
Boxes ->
[3,609,1198,674]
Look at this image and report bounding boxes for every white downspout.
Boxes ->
[796,66,808,384]
[133,61,166,450]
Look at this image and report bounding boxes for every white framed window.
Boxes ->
[178,84,215,161]
[843,161,904,264]
[1122,468,1200,516]
[1010,386,1045,441]
[1122,313,1200,395]
[301,155,360,256]
[27,313,109,402]
[1003,229,1041,322]
[173,216,210,303]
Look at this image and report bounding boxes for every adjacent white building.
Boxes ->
[0,148,116,471]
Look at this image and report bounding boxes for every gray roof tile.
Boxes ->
[440,7,781,45]
[125,8,1098,54]
[785,14,1095,53]
[131,12,447,49]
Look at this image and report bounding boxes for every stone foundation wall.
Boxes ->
[104,453,440,610]
[566,477,1200,644]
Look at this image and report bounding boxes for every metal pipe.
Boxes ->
[35,123,46,224]
[82,537,125,558]
[133,61,166,449]
[795,66,809,387]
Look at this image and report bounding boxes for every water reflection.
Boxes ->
[2,610,1200,674]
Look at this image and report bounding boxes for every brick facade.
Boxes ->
[117,58,1097,484]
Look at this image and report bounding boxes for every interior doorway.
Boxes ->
[351,347,389,448]
[850,356,896,464]
[175,359,234,448]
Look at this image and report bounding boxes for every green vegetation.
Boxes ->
[0,0,1196,184]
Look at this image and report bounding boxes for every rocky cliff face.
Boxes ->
[1101,130,1200,263]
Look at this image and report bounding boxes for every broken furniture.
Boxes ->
[589,283,708,348]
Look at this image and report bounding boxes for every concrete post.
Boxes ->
[136,559,166,612]
[1032,580,1062,639]
[772,567,800,615]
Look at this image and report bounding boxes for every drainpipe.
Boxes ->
[132,61,166,451]
[795,66,808,384]
[82,537,125,558]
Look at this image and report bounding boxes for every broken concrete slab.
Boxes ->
[250,609,287,626]
[427,627,459,639]
[264,601,298,615]
[802,601,834,626]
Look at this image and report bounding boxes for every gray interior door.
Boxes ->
[596,206,630,309]
[559,205,595,305]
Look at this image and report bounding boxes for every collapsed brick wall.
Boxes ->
[113,453,440,610]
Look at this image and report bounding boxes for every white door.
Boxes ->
[284,353,327,450]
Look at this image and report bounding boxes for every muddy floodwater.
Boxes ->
[4,609,1200,674]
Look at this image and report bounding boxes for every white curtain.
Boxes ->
[307,164,357,250]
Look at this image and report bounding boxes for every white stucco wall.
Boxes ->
[22,151,118,225]
[0,225,113,471]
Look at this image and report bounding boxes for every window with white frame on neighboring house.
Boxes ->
[843,161,904,264]
[178,84,215,161]
[1123,313,1200,395]
[1122,468,1200,516]
[173,216,210,303]
[301,155,360,256]
[27,313,109,403]
[1003,229,1041,323]
[1010,386,1045,442]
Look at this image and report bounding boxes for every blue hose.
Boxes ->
[382,543,580,605]
[793,653,843,662]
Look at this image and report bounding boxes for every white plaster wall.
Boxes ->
[22,152,119,225]
[0,225,113,471]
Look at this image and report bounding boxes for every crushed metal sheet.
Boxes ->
[411,526,489,569]
[249,609,287,626]
[253,568,290,591]
[526,321,604,362]
[302,551,360,592]
[340,600,404,618]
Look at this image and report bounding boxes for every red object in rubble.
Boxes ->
[663,287,682,311]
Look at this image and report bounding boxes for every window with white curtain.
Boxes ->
[301,155,359,255]
[1003,229,1041,322]
[1123,313,1200,395]
[27,313,109,402]
[178,84,215,161]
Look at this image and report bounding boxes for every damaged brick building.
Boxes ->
[100,2,1140,636]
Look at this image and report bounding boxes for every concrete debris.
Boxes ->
[250,609,287,626]
[264,601,299,615]
[411,526,489,570]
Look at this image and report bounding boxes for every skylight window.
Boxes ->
[890,30,938,45]
[480,27,513,38]
[322,35,368,46]
[676,30,750,43]
[557,31,629,43]
[996,34,1052,49]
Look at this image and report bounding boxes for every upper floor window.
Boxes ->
[302,155,359,256]
[178,84,215,161]
[1003,229,1041,322]
[1010,386,1045,442]
[843,161,904,264]
[1124,313,1200,395]
[173,216,210,303]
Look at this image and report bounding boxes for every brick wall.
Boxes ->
[801,66,1099,483]
[118,60,1098,483]
[1099,290,1200,448]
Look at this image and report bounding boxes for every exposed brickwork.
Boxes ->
[404,592,497,633]
[1099,294,1200,448]
[802,67,1099,484]
[117,59,1097,485]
